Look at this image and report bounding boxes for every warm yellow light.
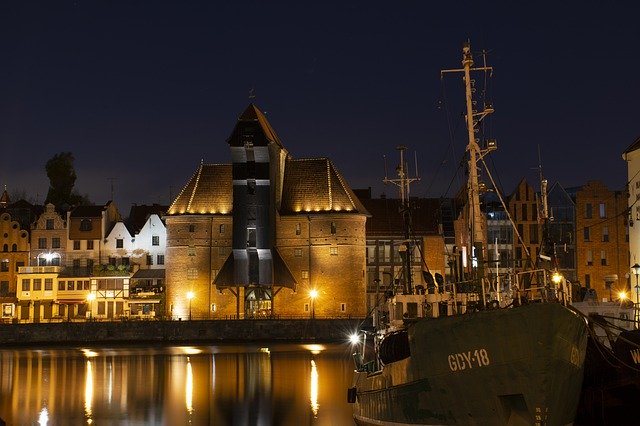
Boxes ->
[349,333,360,345]
[551,272,562,284]
[187,291,195,300]
[309,289,318,299]
[310,359,319,417]
[619,291,628,301]
[186,358,193,414]
[87,293,96,302]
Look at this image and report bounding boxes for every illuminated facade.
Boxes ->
[30,203,67,267]
[165,104,369,319]
[0,212,29,322]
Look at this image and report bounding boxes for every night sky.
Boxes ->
[1,1,638,212]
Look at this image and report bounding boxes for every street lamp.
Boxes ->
[632,264,640,328]
[187,291,194,321]
[86,293,96,320]
[309,289,318,319]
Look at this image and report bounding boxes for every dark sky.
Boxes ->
[1,1,638,212]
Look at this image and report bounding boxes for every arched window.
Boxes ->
[11,244,17,252]
[2,244,7,252]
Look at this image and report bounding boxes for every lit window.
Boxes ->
[58,281,65,291]
[187,268,198,280]
[21,279,30,291]
[599,203,606,218]
[87,240,94,250]
[33,279,42,291]
[44,278,53,291]
[302,270,309,279]
[219,224,225,234]
[295,223,301,236]
[294,248,302,257]
[330,247,338,256]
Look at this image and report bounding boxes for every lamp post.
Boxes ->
[187,291,194,321]
[309,289,318,319]
[86,293,96,320]
[632,264,640,328]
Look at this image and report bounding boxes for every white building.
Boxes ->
[622,137,640,307]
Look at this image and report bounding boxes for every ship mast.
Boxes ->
[384,145,420,294]
[442,42,495,284]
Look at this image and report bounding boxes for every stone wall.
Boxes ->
[0,318,364,347]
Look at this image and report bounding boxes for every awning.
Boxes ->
[56,299,86,305]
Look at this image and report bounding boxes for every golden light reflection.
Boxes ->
[310,359,319,417]
[84,360,93,423]
[81,348,98,358]
[303,344,325,355]
[186,357,193,414]
[38,407,48,425]
[181,346,202,356]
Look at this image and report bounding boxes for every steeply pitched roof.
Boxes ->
[227,103,284,149]
[127,204,168,233]
[623,135,640,155]
[167,164,233,215]
[279,158,369,215]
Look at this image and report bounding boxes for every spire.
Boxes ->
[0,185,9,208]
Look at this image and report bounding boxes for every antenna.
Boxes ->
[107,178,117,202]
[249,86,256,100]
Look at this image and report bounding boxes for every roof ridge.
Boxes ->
[186,164,204,212]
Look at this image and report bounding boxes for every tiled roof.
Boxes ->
[167,164,232,215]
[280,158,369,215]
[360,197,441,236]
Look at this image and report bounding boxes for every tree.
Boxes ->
[44,152,90,208]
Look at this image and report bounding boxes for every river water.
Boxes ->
[0,343,356,425]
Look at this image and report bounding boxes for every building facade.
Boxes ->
[165,104,369,320]
[30,203,67,267]
[575,181,629,301]
[0,212,29,322]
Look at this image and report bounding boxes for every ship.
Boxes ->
[347,43,589,425]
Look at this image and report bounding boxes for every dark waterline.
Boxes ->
[0,343,356,425]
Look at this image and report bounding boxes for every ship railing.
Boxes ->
[514,268,571,306]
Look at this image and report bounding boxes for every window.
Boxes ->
[87,240,94,250]
[295,223,301,236]
[73,240,81,250]
[304,303,310,312]
[301,270,309,279]
[294,248,302,257]
[122,257,130,266]
[33,279,42,291]
[187,268,198,280]
[38,238,47,249]
[11,244,16,252]
[247,227,256,247]
[602,226,609,242]
[157,255,164,265]
[600,250,607,266]
[80,219,92,231]
[331,222,337,234]
[15,261,23,272]
[87,259,94,270]
[585,274,591,287]
[84,280,91,290]
[76,281,83,290]
[0,261,8,272]
[521,204,528,221]
[58,281,65,291]
[586,250,593,266]
[583,227,590,241]
[532,205,538,222]
[599,203,606,218]
[67,281,75,290]
[116,239,123,248]
[0,281,7,296]
[585,203,592,219]
[219,224,225,234]
[46,219,54,230]
[44,278,53,291]
[22,279,30,291]
[218,246,226,256]
[52,237,60,249]
[188,247,196,256]
[109,257,116,266]
[147,255,153,265]
[529,225,538,244]
[152,235,160,246]
[330,247,338,256]
[189,224,195,233]
[340,303,346,312]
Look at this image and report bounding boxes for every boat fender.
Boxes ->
[347,387,357,403]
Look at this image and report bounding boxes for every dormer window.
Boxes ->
[80,219,92,231]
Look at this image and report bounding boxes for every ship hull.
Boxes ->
[352,303,588,425]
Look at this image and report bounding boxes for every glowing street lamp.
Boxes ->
[86,293,96,320]
[309,289,318,319]
[187,291,194,321]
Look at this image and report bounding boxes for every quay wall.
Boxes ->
[0,318,365,347]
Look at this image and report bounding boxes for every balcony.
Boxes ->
[18,266,62,274]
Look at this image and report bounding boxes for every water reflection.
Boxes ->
[0,344,355,425]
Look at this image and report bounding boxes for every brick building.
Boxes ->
[165,104,369,319]
[575,181,629,300]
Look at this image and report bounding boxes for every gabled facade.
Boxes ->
[30,203,67,267]
[546,182,578,282]
[103,221,134,271]
[0,212,29,321]
[507,179,541,273]
[166,104,368,320]
[66,202,121,274]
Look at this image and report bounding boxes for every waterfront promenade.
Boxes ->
[0,318,365,347]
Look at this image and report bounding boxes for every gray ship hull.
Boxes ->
[352,303,588,425]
